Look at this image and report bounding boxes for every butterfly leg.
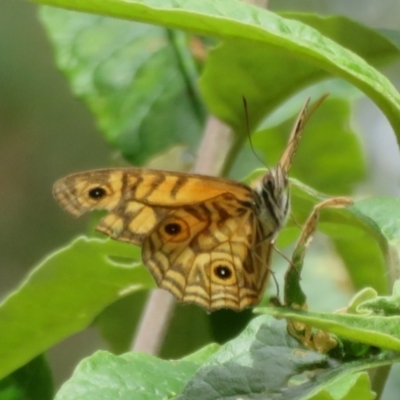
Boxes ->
[283,196,353,352]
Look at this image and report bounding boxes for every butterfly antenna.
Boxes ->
[272,243,295,268]
[289,212,302,230]
[242,96,270,171]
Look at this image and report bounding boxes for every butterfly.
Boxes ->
[53,97,321,312]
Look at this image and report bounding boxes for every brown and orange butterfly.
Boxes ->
[53,98,321,312]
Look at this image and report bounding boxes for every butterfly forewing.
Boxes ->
[53,168,254,208]
[54,168,253,243]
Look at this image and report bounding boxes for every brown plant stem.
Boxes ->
[132,0,268,356]
[131,116,234,354]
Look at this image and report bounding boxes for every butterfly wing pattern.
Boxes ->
[53,98,315,311]
[53,169,272,311]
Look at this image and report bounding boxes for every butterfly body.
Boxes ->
[255,166,290,237]
[54,98,316,311]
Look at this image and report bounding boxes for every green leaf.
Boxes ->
[259,281,400,356]
[334,235,388,295]
[53,316,396,399]
[182,343,220,363]
[39,7,204,164]
[202,13,400,136]
[282,13,400,66]
[54,346,218,400]
[306,372,374,400]
[178,315,395,399]
[0,237,153,379]
[33,0,400,146]
[198,11,400,137]
[287,185,391,294]
[341,197,400,294]
[260,299,400,353]
[357,281,400,316]
[353,197,400,241]
[179,316,327,399]
[0,355,53,400]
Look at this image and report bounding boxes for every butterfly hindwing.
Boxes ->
[142,194,272,311]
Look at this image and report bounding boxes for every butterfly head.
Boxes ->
[255,166,290,238]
